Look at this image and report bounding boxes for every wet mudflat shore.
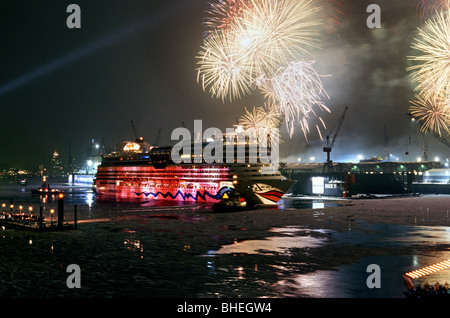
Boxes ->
[0,195,449,298]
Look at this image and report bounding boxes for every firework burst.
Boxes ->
[238,103,284,144]
[197,0,333,139]
[230,0,323,76]
[197,0,324,100]
[409,93,450,136]
[408,8,450,98]
[196,30,255,101]
[257,61,330,138]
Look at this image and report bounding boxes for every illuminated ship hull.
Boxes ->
[94,143,295,205]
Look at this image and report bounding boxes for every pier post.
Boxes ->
[39,206,43,230]
[74,204,77,230]
[57,193,64,230]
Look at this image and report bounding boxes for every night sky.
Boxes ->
[1,0,449,168]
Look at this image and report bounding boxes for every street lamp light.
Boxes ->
[50,209,55,227]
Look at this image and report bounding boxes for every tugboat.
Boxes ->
[211,190,258,213]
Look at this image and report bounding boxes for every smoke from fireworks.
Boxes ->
[197,0,332,138]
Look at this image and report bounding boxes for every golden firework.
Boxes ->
[409,93,450,137]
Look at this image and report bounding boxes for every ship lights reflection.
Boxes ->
[86,192,94,208]
[124,238,144,258]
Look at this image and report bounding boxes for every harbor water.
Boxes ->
[1,181,450,298]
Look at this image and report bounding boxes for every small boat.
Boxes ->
[18,179,28,186]
[212,192,257,213]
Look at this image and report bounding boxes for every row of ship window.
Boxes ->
[98,180,219,189]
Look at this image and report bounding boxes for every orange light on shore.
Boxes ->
[405,259,450,279]
[58,193,64,199]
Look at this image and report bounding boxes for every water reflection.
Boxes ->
[3,181,450,298]
[210,223,450,297]
[273,254,450,298]
[211,226,327,255]
[331,224,450,247]
[124,238,144,255]
[281,198,344,210]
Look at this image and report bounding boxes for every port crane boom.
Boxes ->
[407,113,450,155]
[323,106,348,170]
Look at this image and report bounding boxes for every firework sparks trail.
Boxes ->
[238,103,283,144]
[203,0,248,35]
[204,0,343,36]
[409,93,450,137]
[319,0,344,35]
[230,0,323,77]
[196,29,255,101]
[417,0,450,18]
[257,61,330,138]
[408,8,450,98]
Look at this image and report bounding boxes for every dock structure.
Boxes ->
[280,160,449,197]
[0,211,73,232]
[0,203,110,232]
[0,198,77,232]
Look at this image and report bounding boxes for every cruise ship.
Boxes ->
[93,134,295,205]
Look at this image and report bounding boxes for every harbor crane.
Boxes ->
[407,113,450,158]
[130,120,145,142]
[131,120,139,140]
[323,106,348,171]
[154,127,161,146]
